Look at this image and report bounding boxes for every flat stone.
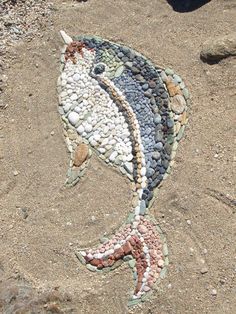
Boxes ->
[76,252,86,265]
[173,74,182,84]
[86,264,97,272]
[115,65,125,77]
[170,95,186,114]
[124,162,133,174]
[176,126,185,141]
[139,200,146,215]
[128,299,140,307]
[163,243,168,256]
[182,88,190,100]
[160,267,167,279]
[165,68,174,75]
[74,143,89,167]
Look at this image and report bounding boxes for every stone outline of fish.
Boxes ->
[58,30,190,306]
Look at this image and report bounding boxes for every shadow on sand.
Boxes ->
[167,0,212,12]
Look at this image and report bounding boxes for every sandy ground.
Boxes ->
[0,0,235,313]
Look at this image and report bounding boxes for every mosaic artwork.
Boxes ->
[58,31,190,306]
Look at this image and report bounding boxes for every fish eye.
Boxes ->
[93,63,106,75]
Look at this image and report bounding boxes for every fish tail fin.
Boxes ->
[76,212,168,304]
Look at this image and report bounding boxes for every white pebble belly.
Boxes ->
[59,50,133,166]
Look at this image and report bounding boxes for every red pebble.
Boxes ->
[123,241,133,255]
[114,248,124,260]
[138,225,148,234]
[90,259,102,267]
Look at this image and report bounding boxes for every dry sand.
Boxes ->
[0,0,235,313]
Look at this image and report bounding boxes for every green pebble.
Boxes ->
[114,155,122,166]
[160,71,168,82]
[128,259,136,269]
[123,254,133,262]
[172,140,178,152]
[78,169,86,178]
[163,173,169,180]
[160,267,167,279]
[148,198,155,209]
[176,126,185,141]
[139,203,146,215]
[167,135,174,145]
[165,68,174,75]
[133,271,138,280]
[127,174,134,181]
[127,213,135,223]
[155,225,163,235]
[128,299,141,307]
[182,87,190,100]
[99,237,109,244]
[170,150,176,161]
[125,61,133,68]
[86,264,97,272]
[179,81,185,89]
[173,74,182,84]
[76,252,86,265]
[141,292,150,302]
[165,256,169,266]
[114,66,125,78]
[119,166,127,175]
[103,267,112,273]
[163,243,168,256]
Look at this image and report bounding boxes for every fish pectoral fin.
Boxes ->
[65,142,91,187]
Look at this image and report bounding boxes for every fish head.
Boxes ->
[60,31,124,81]
[60,30,112,80]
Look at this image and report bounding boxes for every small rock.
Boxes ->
[20,208,28,219]
[13,170,19,176]
[200,267,209,274]
[211,289,217,296]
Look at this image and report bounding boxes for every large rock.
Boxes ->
[200,33,236,62]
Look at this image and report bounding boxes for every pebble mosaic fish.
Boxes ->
[58,30,190,306]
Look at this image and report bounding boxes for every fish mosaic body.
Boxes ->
[58,31,190,305]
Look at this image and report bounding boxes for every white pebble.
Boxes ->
[73,73,80,81]
[77,125,85,134]
[109,151,118,162]
[68,112,80,125]
[140,167,146,176]
[63,103,71,112]
[93,134,100,142]
[114,244,121,250]
[126,154,133,161]
[84,124,93,133]
[70,93,78,101]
